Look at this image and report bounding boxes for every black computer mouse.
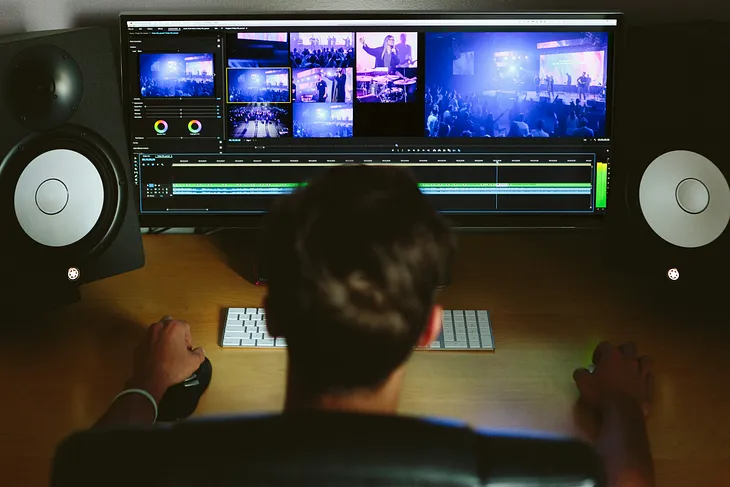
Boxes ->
[157,357,212,422]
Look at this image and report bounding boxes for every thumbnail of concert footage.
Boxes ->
[425,31,609,138]
[139,53,215,98]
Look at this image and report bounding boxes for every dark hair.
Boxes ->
[579,118,588,127]
[262,165,454,393]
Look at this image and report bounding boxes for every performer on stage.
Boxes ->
[315,74,328,102]
[547,75,555,99]
[395,33,413,64]
[326,68,348,103]
[359,35,400,74]
[577,72,588,101]
[534,74,541,97]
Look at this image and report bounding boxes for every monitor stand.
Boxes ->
[212,228,268,286]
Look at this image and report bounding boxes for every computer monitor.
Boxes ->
[120,12,619,228]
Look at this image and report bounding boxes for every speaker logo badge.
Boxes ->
[667,268,680,281]
[67,267,80,281]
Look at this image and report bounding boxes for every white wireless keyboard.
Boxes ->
[221,308,494,351]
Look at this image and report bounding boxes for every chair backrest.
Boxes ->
[51,412,605,487]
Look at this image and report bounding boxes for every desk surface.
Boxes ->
[1,233,728,486]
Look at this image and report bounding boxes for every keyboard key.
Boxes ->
[465,310,476,319]
[251,333,264,340]
[225,331,250,339]
[275,338,287,347]
[223,338,241,346]
[240,339,257,346]
[229,308,246,313]
[444,341,468,348]
[430,341,442,348]
[246,308,258,314]
[469,342,482,349]
[226,313,239,320]
[257,339,275,347]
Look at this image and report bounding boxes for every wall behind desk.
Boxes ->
[1,0,730,35]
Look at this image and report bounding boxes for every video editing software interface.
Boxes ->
[121,14,616,217]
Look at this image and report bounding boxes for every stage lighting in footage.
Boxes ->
[356,32,418,103]
[293,68,353,103]
[228,104,291,139]
[293,103,353,138]
[290,32,355,68]
[227,32,289,68]
[139,53,214,98]
[424,32,609,138]
[228,68,291,103]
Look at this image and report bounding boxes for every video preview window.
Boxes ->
[294,104,353,138]
[228,104,291,139]
[425,31,609,138]
[293,67,353,103]
[290,32,355,68]
[355,32,419,104]
[139,53,215,98]
[227,68,291,103]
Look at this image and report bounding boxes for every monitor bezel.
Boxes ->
[119,10,623,229]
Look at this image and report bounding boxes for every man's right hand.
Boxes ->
[573,342,654,417]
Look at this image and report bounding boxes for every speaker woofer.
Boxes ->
[638,150,730,249]
[4,44,83,131]
[0,125,126,264]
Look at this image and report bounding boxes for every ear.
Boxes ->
[417,304,443,347]
[263,295,281,338]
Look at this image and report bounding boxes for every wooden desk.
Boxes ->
[0,234,727,486]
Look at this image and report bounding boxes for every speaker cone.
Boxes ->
[639,150,730,248]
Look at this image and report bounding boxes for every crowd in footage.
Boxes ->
[228,87,289,103]
[140,77,214,98]
[290,47,355,69]
[293,120,353,138]
[425,86,604,138]
[228,106,290,138]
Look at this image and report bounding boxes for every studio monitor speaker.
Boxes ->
[607,21,730,306]
[0,27,144,311]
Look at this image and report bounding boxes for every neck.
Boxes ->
[283,365,404,415]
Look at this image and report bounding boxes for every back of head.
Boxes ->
[262,165,454,394]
